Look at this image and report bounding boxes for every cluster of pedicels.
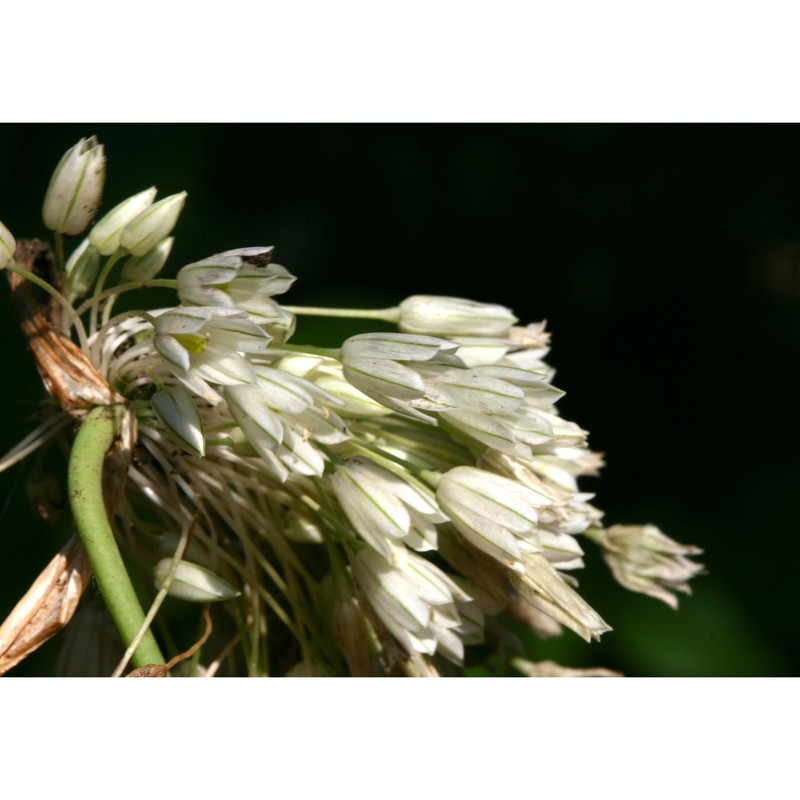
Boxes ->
[0,138,703,677]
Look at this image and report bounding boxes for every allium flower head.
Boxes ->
[0,137,704,678]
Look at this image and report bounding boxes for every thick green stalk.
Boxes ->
[68,405,165,669]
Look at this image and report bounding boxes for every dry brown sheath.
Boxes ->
[0,241,129,675]
[9,239,124,415]
[0,535,92,675]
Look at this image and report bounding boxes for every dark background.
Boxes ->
[0,124,796,676]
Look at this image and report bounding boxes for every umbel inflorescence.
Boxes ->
[0,137,703,677]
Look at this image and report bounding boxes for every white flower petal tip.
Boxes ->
[511,553,612,643]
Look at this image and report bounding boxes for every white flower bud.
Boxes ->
[155,558,240,602]
[398,295,517,337]
[0,219,15,270]
[120,191,186,256]
[121,236,174,281]
[42,136,106,235]
[283,510,324,544]
[89,187,157,255]
[152,385,205,457]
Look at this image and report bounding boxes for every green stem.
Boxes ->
[68,405,165,669]
[110,513,195,677]
[8,260,90,352]
[419,468,442,489]
[74,279,177,319]
[581,526,606,545]
[93,251,124,301]
[282,304,401,322]
[275,342,342,359]
[89,251,123,335]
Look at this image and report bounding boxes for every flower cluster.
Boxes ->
[0,137,703,677]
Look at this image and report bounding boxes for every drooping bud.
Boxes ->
[42,137,106,235]
[152,385,206,457]
[154,558,240,602]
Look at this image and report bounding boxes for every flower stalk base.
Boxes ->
[68,405,165,670]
